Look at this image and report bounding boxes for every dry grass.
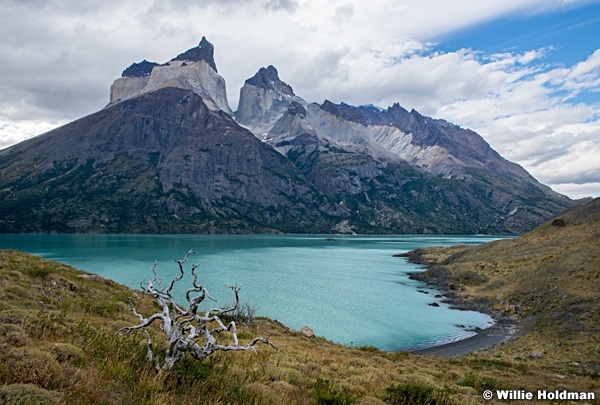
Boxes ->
[1,199,600,405]
[412,198,600,370]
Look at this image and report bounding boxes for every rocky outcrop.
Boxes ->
[108,37,232,114]
[122,60,158,78]
[171,36,218,72]
[235,66,305,135]
[300,326,315,338]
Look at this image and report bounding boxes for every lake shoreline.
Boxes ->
[408,315,516,357]
[397,250,518,357]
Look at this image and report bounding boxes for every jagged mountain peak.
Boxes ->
[122,60,159,78]
[171,36,218,72]
[235,65,304,134]
[109,36,231,114]
[245,65,295,96]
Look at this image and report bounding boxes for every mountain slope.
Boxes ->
[0,87,344,233]
[2,248,598,404]
[237,67,573,234]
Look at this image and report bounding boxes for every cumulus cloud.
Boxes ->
[0,0,598,197]
[426,49,600,192]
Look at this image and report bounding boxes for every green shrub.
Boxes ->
[460,372,501,392]
[0,347,64,388]
[23,265,52,278]
[0,309,34,325]
[0,324,30,347]
[357,345,380,353]
[383,382,452,405]
[46,342,84,365]
[166,355,214,388]
[466,358,514,370]
[0,383,60,405]
[30,310,66,339]
[315,378,354,405]
[3,285,29,299]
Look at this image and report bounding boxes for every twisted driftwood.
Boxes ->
[121,249,277,372]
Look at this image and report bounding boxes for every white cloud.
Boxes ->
[426,49,600,191]
[0,119,68,150]
[551,182,600,199]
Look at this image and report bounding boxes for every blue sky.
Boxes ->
[0,0,599,198]
[438,2,600,65]
[436,2,600,106]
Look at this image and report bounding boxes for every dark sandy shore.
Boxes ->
[396,250,518,358]
[409,320,516,357]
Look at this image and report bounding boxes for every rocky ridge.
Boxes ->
[0,37,574,234]
[236,66,572,234]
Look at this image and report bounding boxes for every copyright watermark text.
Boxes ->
[483,389,596,401]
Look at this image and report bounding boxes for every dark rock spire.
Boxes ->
[171,36,218,72]
[245,65,295,96]
[121,60,158,78]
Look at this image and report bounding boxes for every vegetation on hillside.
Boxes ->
[407,198,600,372]
[0,199,599,403]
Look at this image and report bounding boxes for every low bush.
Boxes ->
[0,383,60,405]
[0,347,65,388]
[0,323,30,347]
[46,342,84,365]
[460,372,501,392]
[383,382,453,405]
[0,308,33,325]
[315,378,354,405]
[23,265,53,278]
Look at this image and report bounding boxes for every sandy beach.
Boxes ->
[409,319,516,357]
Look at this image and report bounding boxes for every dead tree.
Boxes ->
[120,249,276,373]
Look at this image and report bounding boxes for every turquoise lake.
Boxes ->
[0,234,504,351]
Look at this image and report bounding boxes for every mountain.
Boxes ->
[109,37,232,114]
[0,86,345,233]
[237,66,573,234]
[0,37,574,234]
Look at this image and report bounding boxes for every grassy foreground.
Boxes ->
[0,201,599,404]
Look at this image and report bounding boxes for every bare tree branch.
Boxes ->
[120,250,277,373]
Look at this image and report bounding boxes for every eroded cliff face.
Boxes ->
[235,66,306,135]
[108,37,232,115]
